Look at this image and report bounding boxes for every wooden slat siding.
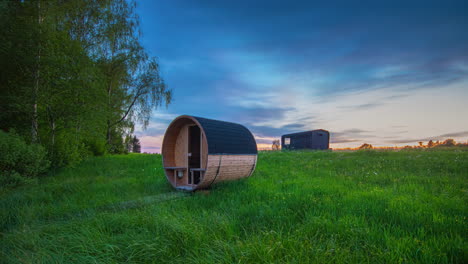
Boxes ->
[162,115,258,190]
[163,141,175,167]
[196,155,256,188]
[174,125,189,186]
[168,154,257,190]
[248,156,257,177]
[201,131,208,169]
[162,118,196,188]
[197,155,221,189]
[174,125,187,167]
[195,134,211,188]
[174,125,188,186]
[215,155,255,183]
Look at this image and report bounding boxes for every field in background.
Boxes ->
[1,150,467,263]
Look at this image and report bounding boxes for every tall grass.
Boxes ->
[1,150,467,263]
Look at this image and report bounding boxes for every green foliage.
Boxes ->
[1,150,467,263]
[50,133,90,167]
[107,128,129,154]
[0,0,171,168]
[84,138,107,156]
[0,131,50,187]
[132,135,141,153]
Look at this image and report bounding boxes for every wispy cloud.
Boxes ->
[328,129,375,145]
[339,103,381,111]
[135,1,468,151]
[330,138,360,144]
[388,131,468,144]
[229,106,295,125]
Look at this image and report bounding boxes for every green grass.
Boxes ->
[1,150,467,263]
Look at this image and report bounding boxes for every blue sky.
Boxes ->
[135,0,468,152]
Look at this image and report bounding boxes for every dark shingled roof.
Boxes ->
[192,116,257,155]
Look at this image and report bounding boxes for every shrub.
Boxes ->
[85,138,107,156]
[358,143,373,150]
[0,130,50,187]
[51,133,89,167]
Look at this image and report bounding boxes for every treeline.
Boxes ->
[0,0,170,186]
[0,0,171,170]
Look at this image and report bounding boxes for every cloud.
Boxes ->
[388,131,468,144]
[137,1,468,149]
[339,129,370,134]
[384,94,409,100]
[338,93,409,112]
[142,146,161,150]
[228,105,295,126]
[248,120,317,138]
[330,138,360,144]
[251,126,376,146]
[280,123,306,130]
[249,125,289,138]
[328,128,377,145]
[138,127,166,137]
[255,138,275,144]
[332,129,373,138]
[439,131,468,138]
[135,120,169,138]
[139,135,165,153]
[340,103,382,111]
[141,146,161,154]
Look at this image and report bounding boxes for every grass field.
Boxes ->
[1,150,467,263]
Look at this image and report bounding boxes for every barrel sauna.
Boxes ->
[162,115,258,191]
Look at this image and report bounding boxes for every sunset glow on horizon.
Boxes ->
[134,1,468,153]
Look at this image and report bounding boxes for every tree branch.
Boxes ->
[109,87,147,127]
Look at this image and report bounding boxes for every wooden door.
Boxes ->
[188,125,201,184]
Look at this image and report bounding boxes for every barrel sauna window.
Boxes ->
[162,115,258,191]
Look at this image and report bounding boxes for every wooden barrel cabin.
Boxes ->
[162,115,258,191]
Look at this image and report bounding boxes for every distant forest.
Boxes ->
[0,0,171,167]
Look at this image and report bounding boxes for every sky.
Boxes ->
[135,0,468,153]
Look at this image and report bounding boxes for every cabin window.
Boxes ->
[284,137,290,145]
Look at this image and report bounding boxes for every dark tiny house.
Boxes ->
[281,129,330,150]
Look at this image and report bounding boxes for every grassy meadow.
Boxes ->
[1,150,467,263]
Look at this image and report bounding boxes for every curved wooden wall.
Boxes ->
[196,155,257,189]
[162,115,257,190]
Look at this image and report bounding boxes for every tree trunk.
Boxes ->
[106,54,114,145]
[106,81,112,145]
[51,119,55,147]
[46,105,55,153]
[32,0,41,143]
[107,120,112,145]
